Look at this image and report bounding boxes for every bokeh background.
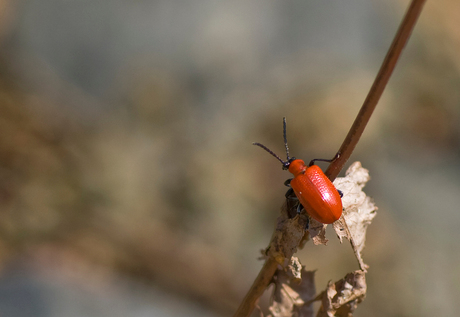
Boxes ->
[0,0,459,316]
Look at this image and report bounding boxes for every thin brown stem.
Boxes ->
[325,0,426,181]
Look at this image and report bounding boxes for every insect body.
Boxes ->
[254,118,343,224]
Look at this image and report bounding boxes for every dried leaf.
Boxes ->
[316,271,366,317]
[268,257,316,317]
[267,211,310,264]
[286,256,303,281]
[333,162,377,270]
[292,269,316,317]
[307,219,328,246]
[334,162,377,249]
[332,217,349,242]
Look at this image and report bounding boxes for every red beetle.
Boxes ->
[254,118,343,224]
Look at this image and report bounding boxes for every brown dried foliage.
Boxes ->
[259,163,376,317]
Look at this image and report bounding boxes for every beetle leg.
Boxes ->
[285,186,300,218]
[337,189,343,198]
[308,158,332,166]
[295,204,309,229]
[296,203,304,214]
[284,179,295,199]
[285,187,296,199]
[308,152,340,167]
[285,185,304,214]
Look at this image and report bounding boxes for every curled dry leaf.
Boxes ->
[268,257,316,317]
[333,162,377,250]
[333,162,377,270]
[266,209,310,264]
[307,219,328,246]
[286,256,303,281]
[316,270,367,317]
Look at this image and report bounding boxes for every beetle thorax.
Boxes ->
[288,159,307,176]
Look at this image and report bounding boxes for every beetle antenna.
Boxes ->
[253,142,288,167]
[282,117,291,161]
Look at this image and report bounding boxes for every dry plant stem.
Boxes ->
[234,1,425,316]
[233,258,279,317]
[325,0,426,181]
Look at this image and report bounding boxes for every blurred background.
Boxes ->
[0,0,459,316]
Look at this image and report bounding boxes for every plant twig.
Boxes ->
[234,1,426,316]
[325,0,426,181]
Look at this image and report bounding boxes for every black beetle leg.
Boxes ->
[337,189,343,198]
[296,203,304,214]
[295,204,309,229]
[285,187,295,199]
[285,180,299,218]
[284,178,295,199]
